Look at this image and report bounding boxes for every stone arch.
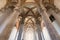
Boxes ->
[24,16,36,31]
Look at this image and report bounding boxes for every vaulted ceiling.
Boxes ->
[1,0,60,11]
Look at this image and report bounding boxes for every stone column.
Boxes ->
[38,0,60,40]
[16,16,22,30]
[52,11,60,26]
[48,9,60,26]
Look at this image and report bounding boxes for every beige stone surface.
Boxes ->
[0,0,7,9]
[26,0,34,2]
[54,0,60,10]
